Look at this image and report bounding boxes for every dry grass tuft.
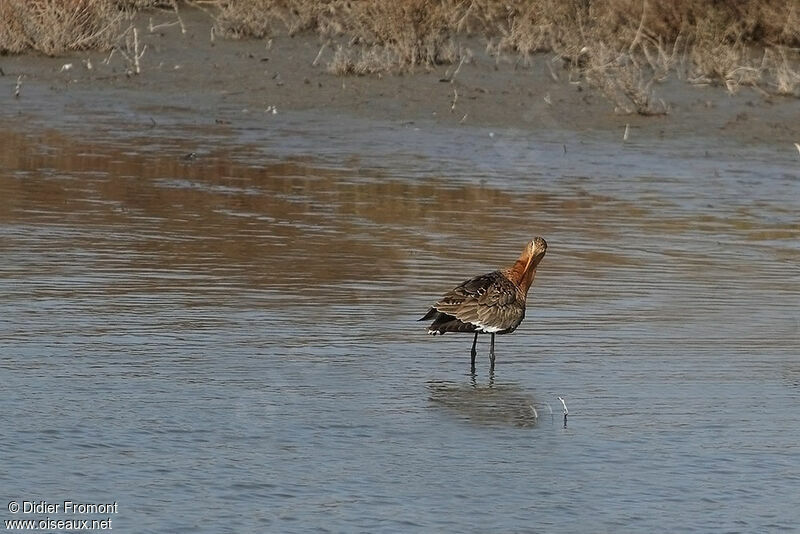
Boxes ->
[327,45,393,76]
[0,0,129,56]
[583,44,669,116]
[116,0,172,7]
[0,0,178,56]
[214,0,469,71]
[764,48,800,97]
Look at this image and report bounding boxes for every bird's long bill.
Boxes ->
[522,238,547,271]
[518,237,547,294]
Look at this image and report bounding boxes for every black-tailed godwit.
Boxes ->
[420,237,547,374]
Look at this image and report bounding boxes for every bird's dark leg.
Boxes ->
[489,333,496,375]
[470,332,478,375]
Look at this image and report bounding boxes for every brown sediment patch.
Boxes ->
[0,127,407,296]
[0,123,679,298]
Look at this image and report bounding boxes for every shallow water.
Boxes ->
[1,115,799,533]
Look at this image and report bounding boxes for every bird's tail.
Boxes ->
[419,307,438,321]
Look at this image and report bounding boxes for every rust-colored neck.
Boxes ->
[503,256,538,297]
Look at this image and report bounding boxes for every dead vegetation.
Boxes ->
[1,0,798,108]
[215,1,467,69]
[0,0,176,56]
[0,1,125,55]
[209,0,800,107]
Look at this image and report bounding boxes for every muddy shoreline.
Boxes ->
[1,6,798,155]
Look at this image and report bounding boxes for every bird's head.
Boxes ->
[522,237,548,271]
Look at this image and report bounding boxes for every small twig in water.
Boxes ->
[132,28,145,74]
[557,397,569,415]
[148,17,179,32]
[557,396,569,428]
[172,0,187,35]
[14,75,23,98]
[148,1,185,34]
[450,89,458,112]
[546,58,559,82]
[450,55,466,82]
[119,27,147,75]
[623,123,630,141]
[794,143,800,157]
[185,0,216,19]
[312,43,327,67]
[103,48,116,66]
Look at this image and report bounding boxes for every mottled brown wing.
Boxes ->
[434,271,525,333]
[476,275,526,332]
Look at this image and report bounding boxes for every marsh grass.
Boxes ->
[1,0,798,108]
[0,0,176,56]
[215,0,467,69]
[0,0,125,55]
[209,0,799,108]
[764,48,800,97]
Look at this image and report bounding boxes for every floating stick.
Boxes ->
[451,55,466,81]
[557,396,568,428]
[312,43,327,67]
[173,0,187,35]
[103,48,116,65]
[132,28,145,74]
[119,27,147,75]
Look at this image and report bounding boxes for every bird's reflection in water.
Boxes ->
[427,379,542,428]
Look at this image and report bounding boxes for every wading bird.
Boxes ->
[420,237,547,374]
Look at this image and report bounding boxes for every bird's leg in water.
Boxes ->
[489,333,496,374]
[470,332,478,375]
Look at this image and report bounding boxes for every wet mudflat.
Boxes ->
[1,114,798,533]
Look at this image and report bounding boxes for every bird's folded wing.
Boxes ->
[476,275,524,331]
[434,272,523,330]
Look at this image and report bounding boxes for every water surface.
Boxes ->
[1,117,799,533]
